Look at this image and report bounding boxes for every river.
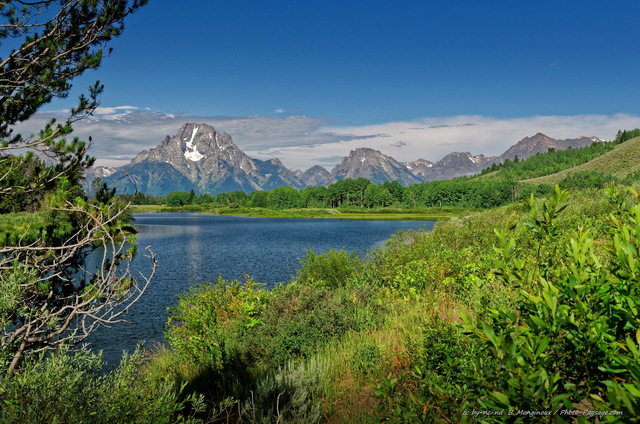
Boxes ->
[86,213,434,364]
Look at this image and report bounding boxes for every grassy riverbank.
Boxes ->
[137,185,640,422]
[5,186,640,423]
[128,204,466,220]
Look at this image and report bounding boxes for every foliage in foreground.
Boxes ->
[0,346,204,424]
[149,196,515,421]
[464,186,640,422]
[375,187,640,423]
[159,270,384,401]
[138,186,637,423]
[1,0,153,374]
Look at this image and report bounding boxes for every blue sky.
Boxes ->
[24,0,640,169]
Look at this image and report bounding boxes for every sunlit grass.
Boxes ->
[128,204,464,220]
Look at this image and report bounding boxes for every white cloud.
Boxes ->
[93,105,139,115]
[11,108,640,171]
[319,114,638,166]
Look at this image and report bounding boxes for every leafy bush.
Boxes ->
[0,346,202,424]
[375,317,481,423]
[164,277,266,399]
[351,344,383,376]
[295,248,362,288]
[371,186,640,422]
[463,186,640,421]
[161,272,384,417]
[247,281,383,368]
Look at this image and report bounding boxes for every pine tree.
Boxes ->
[0,1,154,373]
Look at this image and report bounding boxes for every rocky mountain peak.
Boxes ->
[300,165,331,187]
[408,152,498,181]
[405,158,435,179]
[103,123,305,196]
[330,147,422,185]
[439,152,478,167]
[175,123,235,161]
[97,125,607,196]
[337,148,393,169]
[500,132,603,162]
[130,123,256,182]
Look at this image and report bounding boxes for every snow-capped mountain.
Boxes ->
[91,124,606,196]
[407,152,497,181]
[103,123,304,196]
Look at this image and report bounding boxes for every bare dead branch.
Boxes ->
[1,201,156,374]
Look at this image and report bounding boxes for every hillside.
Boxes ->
[476,139,615,182]
[524,136,640,185]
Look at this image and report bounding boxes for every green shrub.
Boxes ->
[372,186,640,422]
[0,346,202,424]
[351,344,382,376]
[296,248,362,288]
[163,277,266,401]
[366,211,510,313]
[375,317,481,423]
[162,274,383,414]
[247,281,384,368]
[464,186,640,422]
[242,358,329,424]
[165,278,266,371]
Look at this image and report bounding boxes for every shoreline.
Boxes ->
[128,205,464,221]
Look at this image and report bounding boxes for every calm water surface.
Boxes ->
[87,213,434,363]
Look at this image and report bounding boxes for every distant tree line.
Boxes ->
[614,128,640,144]
[118,177,553,210]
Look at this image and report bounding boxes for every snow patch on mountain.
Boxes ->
[184,126,204,161]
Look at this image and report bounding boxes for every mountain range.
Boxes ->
[91,123,604,196]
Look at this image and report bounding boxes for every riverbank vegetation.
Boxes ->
[3,2,640,419]
[148,184,640,423]
[128,204,465,221]
[122,178,551,213]
[4,183,640,423]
